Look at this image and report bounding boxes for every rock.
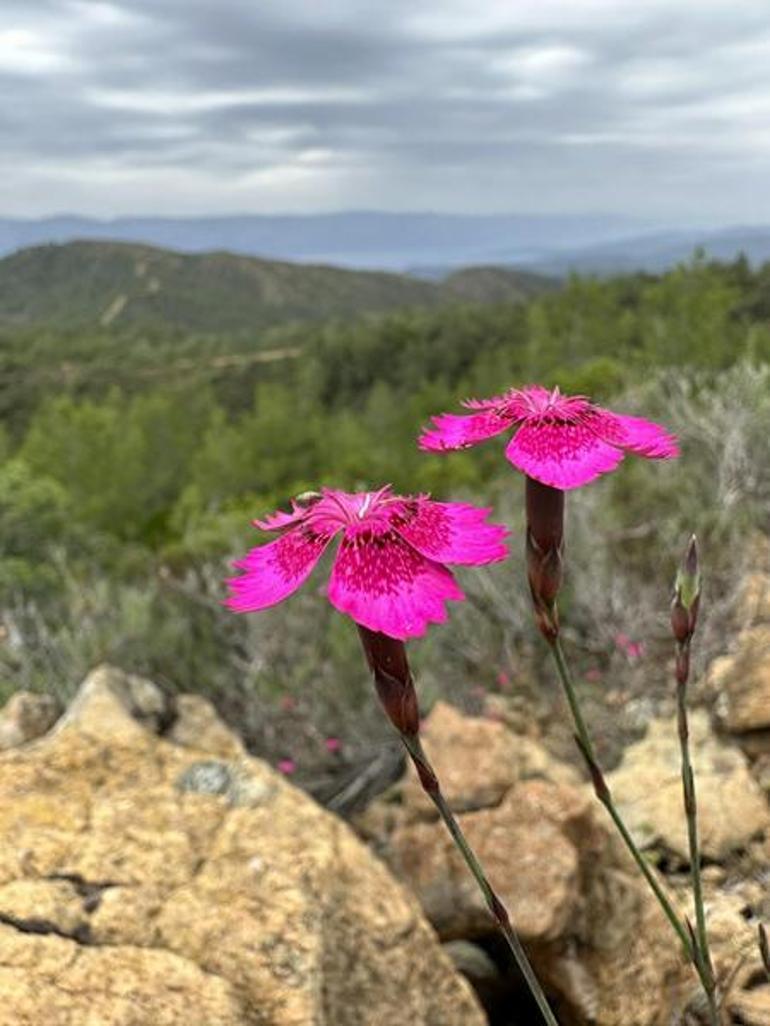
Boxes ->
[166,693,244,759]
[401,700,579,814]
[607,709,768,860]
[0,927,247,1026]
[729,987,770,1026]
[755,754,770,796]
[736,571,770,625]
[0,691,61,749]
[709,625,770,735]
[696,889,770,1026]
[0,668,485,1026]
[58,663,171,738]
[389,778,591,942]
[442,940,504,1016]
[443,939,500,987]
[365,703,753,1025]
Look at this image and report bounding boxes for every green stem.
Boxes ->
[400,730,561,1026]
[676,659,719,1026]
[548,637,703,970]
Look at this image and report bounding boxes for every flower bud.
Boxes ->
[671,535,700,644]
[357,625,420,737]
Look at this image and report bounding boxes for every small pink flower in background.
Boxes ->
[226,486,508,640]
[615,632,645,660]
[584,667,603,683]
[324,737,342,753]
[277,758,296,775]
[419,385,678,489]
[496,670,511,689]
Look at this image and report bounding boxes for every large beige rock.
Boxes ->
[0,690,60,749]
[708,624,770,735]
[0,928,246,1026]
[607,709,768,860]
[390,778,589,941]
[736,571,770,625]
[698,887,770,1026]
[400,700,579,814]
[0,667,484,1026]
[166,693,245,759]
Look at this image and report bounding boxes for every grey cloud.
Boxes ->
[1,0,770,218]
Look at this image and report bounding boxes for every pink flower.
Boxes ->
[324,737,342,753]
[226,486,508,640]
[614,633,645,660]
[277,758,296,775]
[419,385,678,489]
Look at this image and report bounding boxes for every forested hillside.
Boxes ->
[0,241,553,333]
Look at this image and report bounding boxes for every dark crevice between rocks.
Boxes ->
[461,933,581,1026]
[154,691,180,737]
[45,872,120,914]
[0,910,93,946]
[742,967,770,991]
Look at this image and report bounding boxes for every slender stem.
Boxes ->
[400,730,561,1026]
[676,658,719,1026]
[548,636,700,966]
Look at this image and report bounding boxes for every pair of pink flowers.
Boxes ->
[227,385,678,640]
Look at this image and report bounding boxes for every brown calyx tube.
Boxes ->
[357,625,420,738]
[525,476,565,641]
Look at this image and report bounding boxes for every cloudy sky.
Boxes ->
[3,0,770,221]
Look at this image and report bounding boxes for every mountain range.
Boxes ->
[0,212,650,271]
[1,212,769,274]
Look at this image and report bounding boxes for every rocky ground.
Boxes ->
[0,569,767,1025]
[0,667,483,1026]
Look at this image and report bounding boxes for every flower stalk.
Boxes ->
[671,537,719,1026]
[549,635,697,961]
[523,479,721,1011]
[357,625,561,1026]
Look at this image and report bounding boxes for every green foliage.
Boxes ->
[1,252,769,763]
[0,459,72,596]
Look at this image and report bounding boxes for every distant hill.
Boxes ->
[529,226,770,276]
[441,265,555,303]
[0,241,555,333]
[0,212,650,269]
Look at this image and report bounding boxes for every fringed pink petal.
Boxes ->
[252,492,327,532]
[609,413,680,459]
[461,393,511,411]
[252,507,305,531]
[418,411,513,452]
[327,524,464,640]
[389,498,509,565]
[505,421,624,489]
[226,526,333,612]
